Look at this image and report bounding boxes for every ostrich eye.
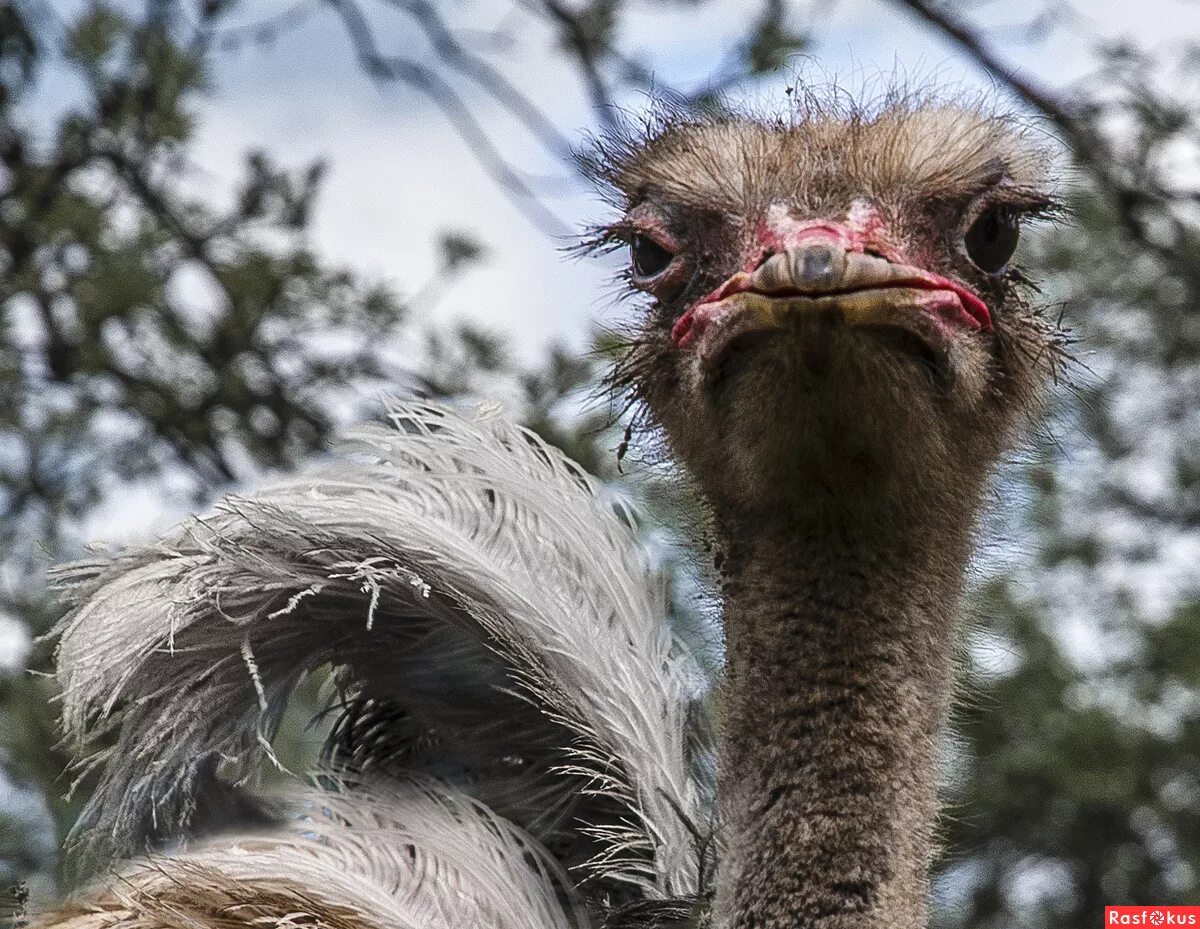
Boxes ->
[963,205,1020,273]
[630,234,674,279]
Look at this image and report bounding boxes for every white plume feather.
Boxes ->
[33,779,584,929]
[54,401,710,902]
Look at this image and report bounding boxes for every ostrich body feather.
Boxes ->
[52,402,712,925]
[34,779,583,929]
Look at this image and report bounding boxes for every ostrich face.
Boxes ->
[589,102,1061,522]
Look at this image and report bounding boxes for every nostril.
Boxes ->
[787,243,843,288]
[752,250,775,271]
[799,245,837,283]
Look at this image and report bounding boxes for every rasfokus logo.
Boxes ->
[1107,908,1200,926]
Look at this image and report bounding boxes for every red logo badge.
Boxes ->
[1107,908,1200,926]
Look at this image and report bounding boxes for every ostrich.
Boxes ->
[30,94,1060,929]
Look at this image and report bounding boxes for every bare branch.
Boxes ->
[890,0,1186,271]
[379,0,578,164]
[527,0,621,133]
[324,0,571,236]
[891,0,1083,137]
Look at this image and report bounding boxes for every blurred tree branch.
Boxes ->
[324,0,572,234]
[530,0,621,132]
[319,0,808,236]
[892,0,1197,276]
[380,0,578,160]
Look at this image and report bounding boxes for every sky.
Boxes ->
[152,0,1197,361]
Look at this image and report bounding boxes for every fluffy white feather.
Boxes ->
[54,401,710,902]
[32,779,584,929]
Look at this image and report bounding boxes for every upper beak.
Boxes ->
[671,243,991,351]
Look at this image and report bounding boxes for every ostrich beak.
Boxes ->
[671,242,991,372]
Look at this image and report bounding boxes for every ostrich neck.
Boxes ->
[713,513,974,929]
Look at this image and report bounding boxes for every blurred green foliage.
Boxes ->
[1,3,1198,929]
[0,0,610,900]
[931,37,1200,925]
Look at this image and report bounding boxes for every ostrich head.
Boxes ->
[588,96,1061,531]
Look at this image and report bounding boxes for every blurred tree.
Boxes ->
[0,0,608,898]
[0,0,413,893]
[888,5,1200,927]
[2,2,1199,929]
